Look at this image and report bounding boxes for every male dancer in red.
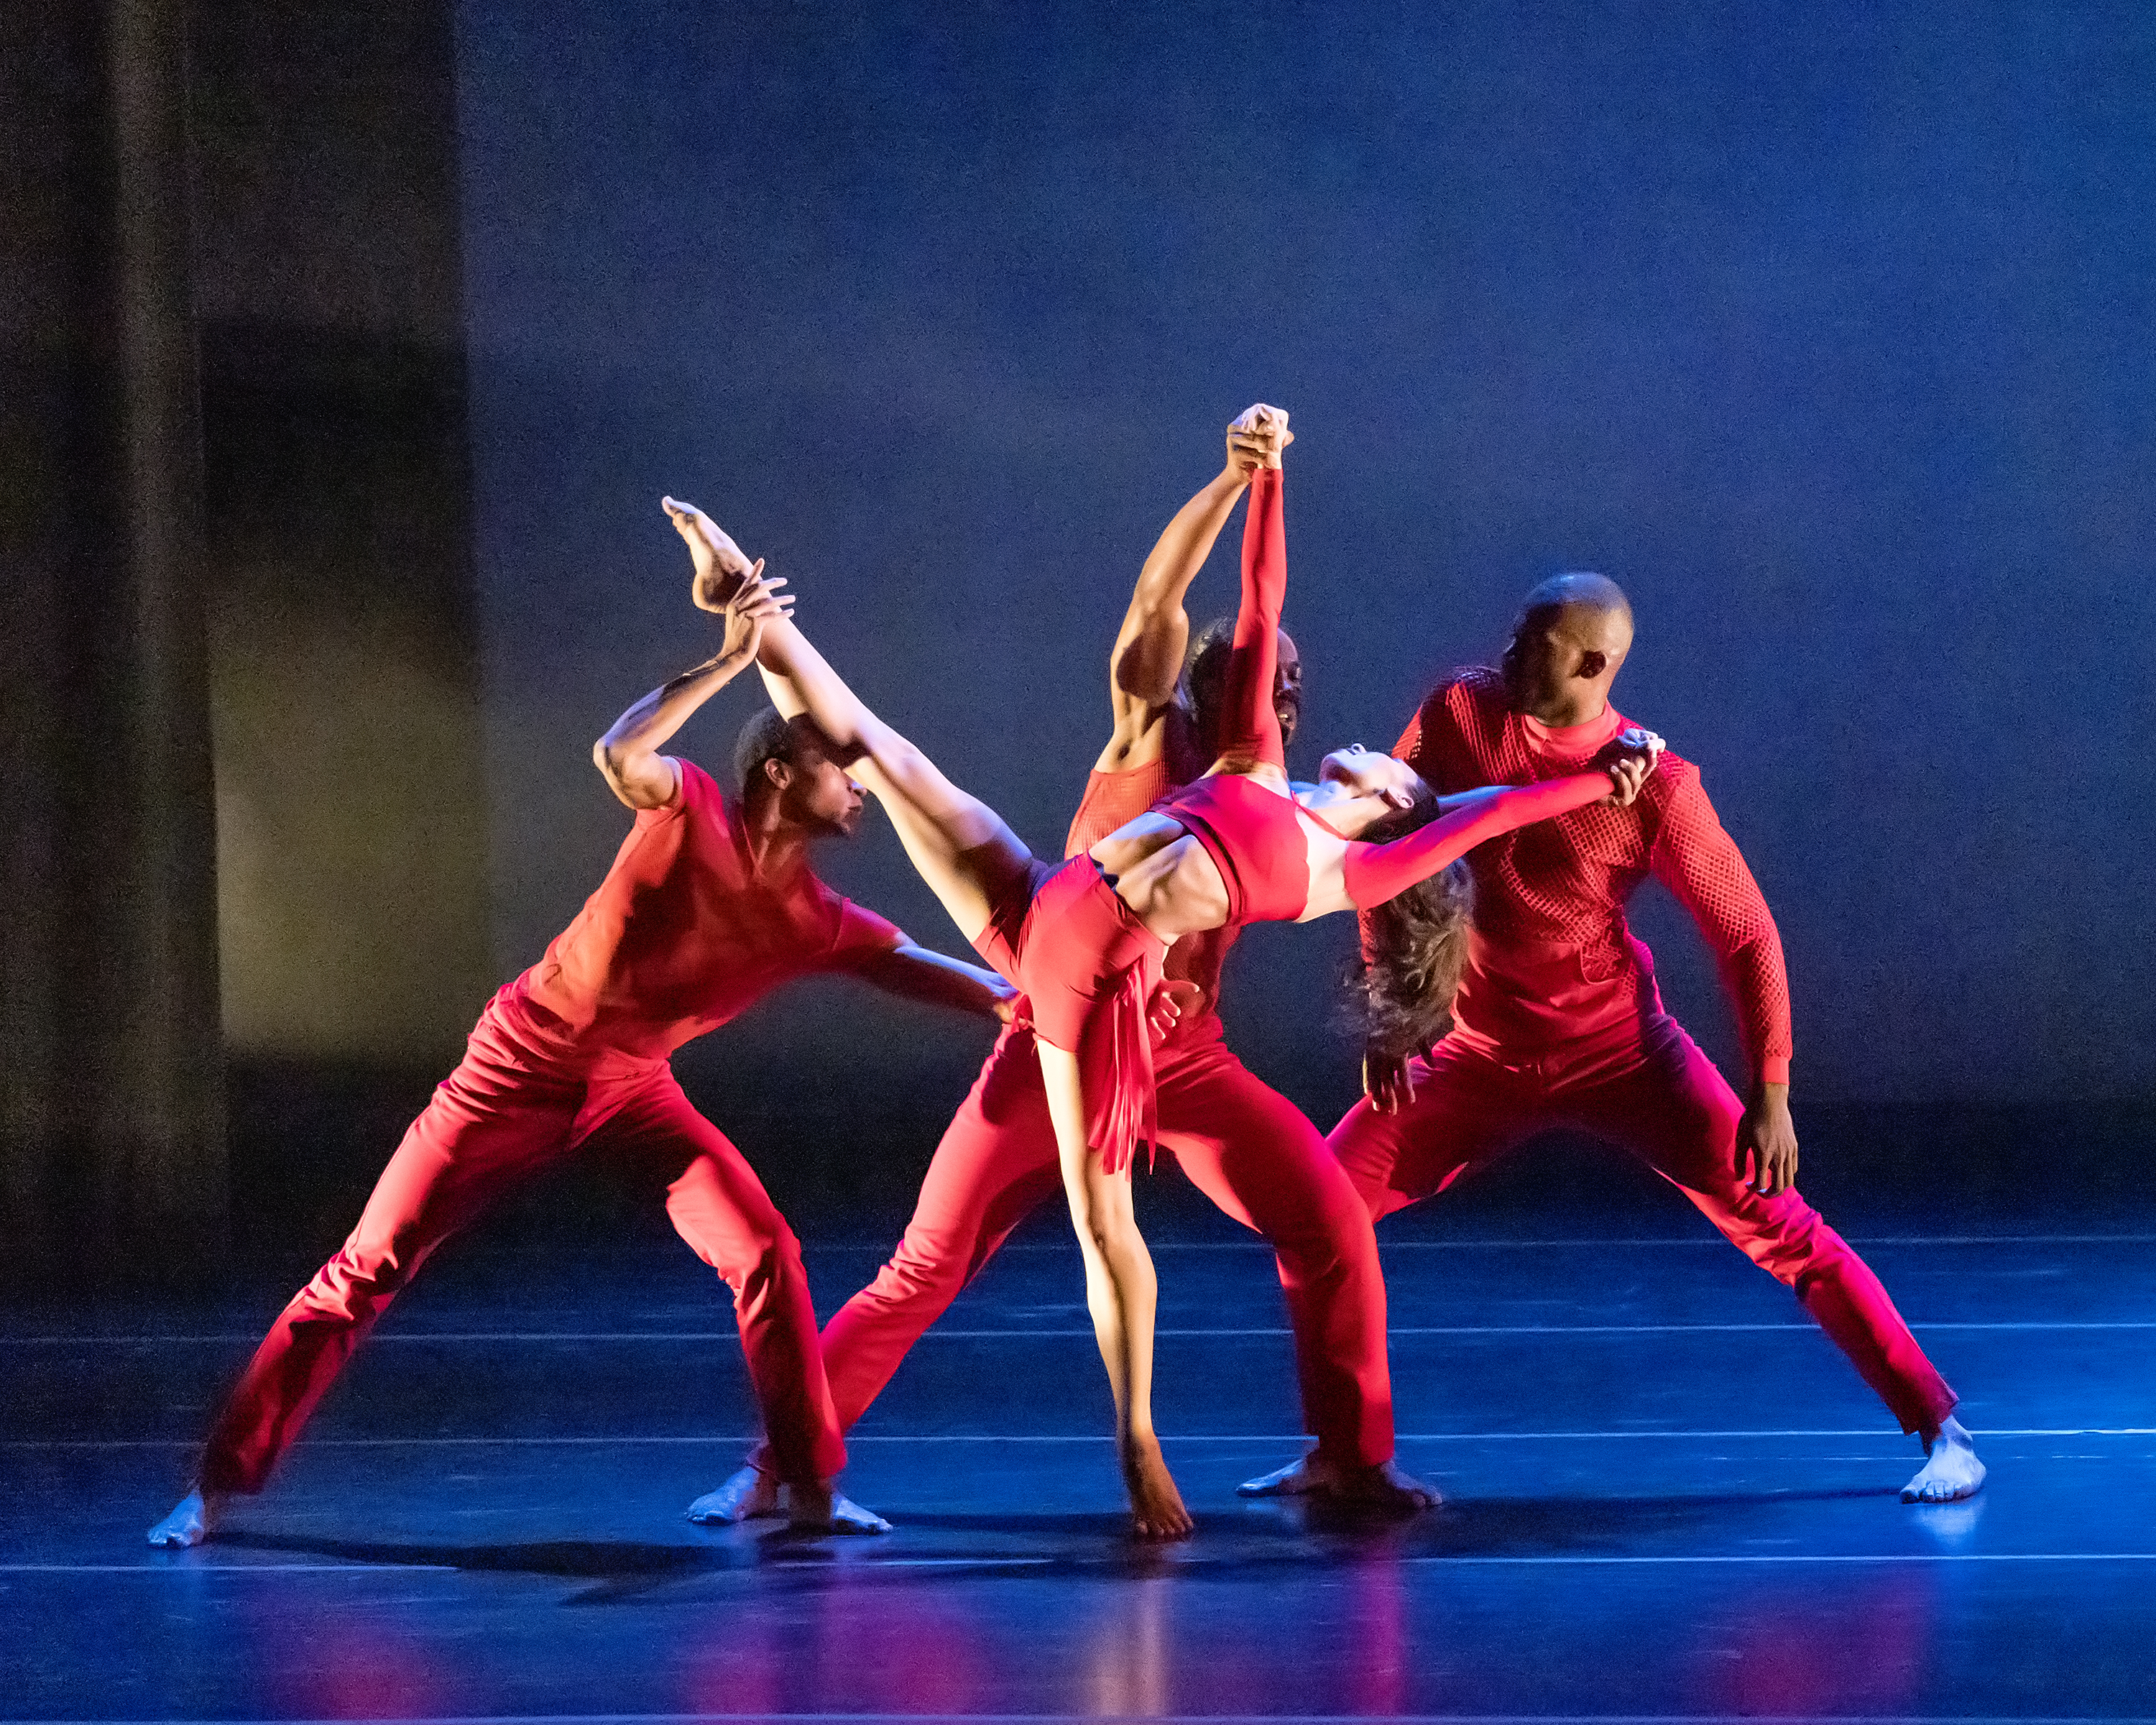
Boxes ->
[1297,574,1984,1504]
[686,412,1434,1523]
[147,570,1015,1546]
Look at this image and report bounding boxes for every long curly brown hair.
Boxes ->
[1344,800,1474,1060]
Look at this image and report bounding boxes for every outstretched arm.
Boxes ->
[592,568,793,810]
[850,943,1019,1021]
[1330,755,1652,916]
[1093,414,1281,775]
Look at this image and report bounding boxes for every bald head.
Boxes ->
[1519,571,1634,633]
[1502,571,1636,726]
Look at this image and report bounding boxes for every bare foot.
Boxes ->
[147,1489,224,1547]
[1238,1453,1327,1497]
[1238,1450,1435,1513]
[1122,1432,1193,1541]
[1329,1459,1439,1513]
[786,1479,892,1535]
[685,1465,783,1525]
[1903,1416,1986,1504]
[660,496,752,612]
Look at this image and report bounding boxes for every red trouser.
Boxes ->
[1329,1014,1957,1436]
[763,1018,1396,1470]
[198,990,844,1494]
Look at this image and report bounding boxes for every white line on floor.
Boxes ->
[6,1553,2154,1583]
[9,1429,2155,1448]
[5,1319,2148,1345]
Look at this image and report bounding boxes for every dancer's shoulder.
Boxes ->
[1436,664,1505,716]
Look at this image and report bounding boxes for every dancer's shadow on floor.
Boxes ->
[1408,1486,1891,1557]
[213,1527,763,1602]
[211,1484,1894,1600]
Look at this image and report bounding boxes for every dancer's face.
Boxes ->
[1273,630,1304,745]
[1192,627,1303,748]
[1501,603,1632,722]
[773,742,867,838]
[1318,745,1430,813]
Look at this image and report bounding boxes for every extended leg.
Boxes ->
[1582,1019,1981,1502]
[149,1007,583,1544]
[664,497,1031,947]
[715,1023,1063,1512]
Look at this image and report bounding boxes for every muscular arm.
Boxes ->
[1095,463,1252,775]
[849,942,1018,1019]
[592,571,788,809]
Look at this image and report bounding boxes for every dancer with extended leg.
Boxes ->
[692,410,1424,1527]
[663,406,1661,1536]
[148,569,1013,1546]
[1312,574,1985,1504]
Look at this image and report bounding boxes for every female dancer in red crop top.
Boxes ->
[665,406,1658,1537]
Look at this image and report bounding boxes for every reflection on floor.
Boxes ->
[5,1207,2155,1721]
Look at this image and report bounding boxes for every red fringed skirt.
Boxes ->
[969,853,1168,1174]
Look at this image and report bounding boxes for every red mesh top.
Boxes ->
[1064,711,1237,1046]
[518,758,907,1059]
[1379,668,1792,1084]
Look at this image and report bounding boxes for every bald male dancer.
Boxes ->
[1278,574,1984,1504]
[148,568,1014,1546]
[689,415,1429,1522]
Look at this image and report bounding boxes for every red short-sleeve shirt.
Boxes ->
[517,758,906,1059]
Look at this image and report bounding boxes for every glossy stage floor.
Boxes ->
[6,1196,2155,1723]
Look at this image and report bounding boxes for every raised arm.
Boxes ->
[1093,414,1281,775]
[591,567,793,810]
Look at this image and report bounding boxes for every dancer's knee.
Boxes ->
[862,1224,975,1314]
[666,1165,799,1289]
[305,1233,420,1318]
[1701,1187,1843,1289]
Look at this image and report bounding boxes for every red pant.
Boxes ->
[1328,1015,1955,1435]
[762,1019,1395,1470]
[198,990,844,1494]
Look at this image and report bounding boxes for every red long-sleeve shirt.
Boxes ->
[1376,668,1792,1085]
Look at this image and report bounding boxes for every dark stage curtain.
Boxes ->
[1,0,226,1275]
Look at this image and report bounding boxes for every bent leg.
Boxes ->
[594,1072,845,1486]
[198,1016,582,1495]
[1326,1038,1539,1223]
[1158,1043,1394,1471]
[1580,1021,1958,1437]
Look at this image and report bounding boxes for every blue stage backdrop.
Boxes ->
[453,0,2155,1155]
